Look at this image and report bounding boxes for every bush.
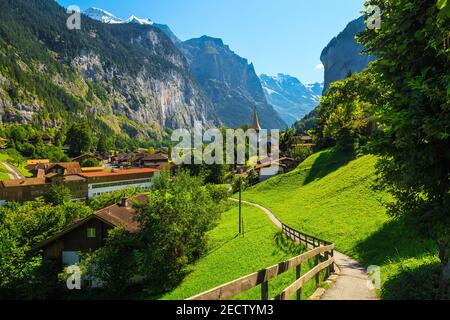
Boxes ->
[80,158,100,168]
[291,146,313,163]
[134,172,221,291]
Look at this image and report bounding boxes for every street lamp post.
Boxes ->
[239,174,242,234]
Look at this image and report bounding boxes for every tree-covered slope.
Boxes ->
[0,0,217,140]
[242,149,440,299]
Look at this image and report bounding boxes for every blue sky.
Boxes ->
[57,0,366,84]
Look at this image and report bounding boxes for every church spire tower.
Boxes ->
[252,108,262,133]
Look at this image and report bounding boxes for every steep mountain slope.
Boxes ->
[85,7,286,130]
[242,148,439,299]
[181,37,286,129]
[0,0,216,140]
[259,74,322,126]
[321,16,376,92]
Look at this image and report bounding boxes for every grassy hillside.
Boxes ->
[0,152,32,179]
[162,203,323,300]
[242,148,440,299]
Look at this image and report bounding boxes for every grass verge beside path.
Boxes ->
[0,152,32,179]
[162,203,324,300]
[0,162,10,180]
[242,148,440,300]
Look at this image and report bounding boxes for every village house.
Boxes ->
[291,135,315,149]
[0,161,160,203]
[31,195,148,267]
[25,159,51,171]
[137,152,170,169]
[83,168,159,199]
[254,156,298,182]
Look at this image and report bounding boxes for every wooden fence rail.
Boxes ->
[188,243,335,301]
[282,224,332,249]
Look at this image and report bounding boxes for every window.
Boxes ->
[87,228,96,238]
[62,251,80,266]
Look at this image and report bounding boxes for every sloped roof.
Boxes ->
[27,159,50,166]
[82,168,159,178]
[31,195,149,252]
[142,152,169,161]
[47,162,82,175]
[1,177,46,188]
[94,194,148,233]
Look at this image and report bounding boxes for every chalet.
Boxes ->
[140,152,170,169]
[26,159,50,171]
[31,195,148,266]
[291,135,315,148]
[111,153,135,167]
[0,163,160,203]
[46,162,83,175]
[254,156,298,182]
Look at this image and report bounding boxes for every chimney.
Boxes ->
[120,197,129,208]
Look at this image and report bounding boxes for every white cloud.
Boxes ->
[315,63,324,70]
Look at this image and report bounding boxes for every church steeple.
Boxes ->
[252,108,262,132]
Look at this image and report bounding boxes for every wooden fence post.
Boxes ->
[261,281,269,300]
[315,255,320,288]
[324,251,330,280]
[330,249,335,273]
[296,264,302,300]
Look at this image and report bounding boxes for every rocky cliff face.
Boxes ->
[259,74,322,126]
[180,36,286,129]
[84,7,286,130]
[0,0,217,140]
[320,16,376,92]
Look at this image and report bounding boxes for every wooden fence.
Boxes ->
[188,225,335,301]
[282,224,332,249]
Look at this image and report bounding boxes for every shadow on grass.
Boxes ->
[354,218,437,267]
[303,148,356,185]
[206,234,241,256]
[381,262,441,300]
[273,232,307,256]
[354,218,441,300]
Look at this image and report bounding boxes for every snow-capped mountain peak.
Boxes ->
[83,7,123,24]
[83,7,153,25]
[124,15,153,25]
[259,74,323,126]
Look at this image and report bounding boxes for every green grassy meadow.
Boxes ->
[241,148,440,299]
[0,152,32,179]
[0,162,10,180]
[162,203,324,300]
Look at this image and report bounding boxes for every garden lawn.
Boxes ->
[242,148,440,300]
[162,203,323,300]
